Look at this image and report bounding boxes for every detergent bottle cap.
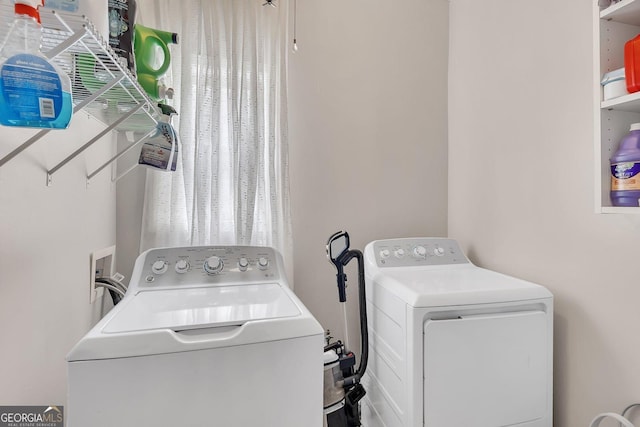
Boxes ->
[630,123,640,131]
[157,103,178,122]
[15,0,43,23]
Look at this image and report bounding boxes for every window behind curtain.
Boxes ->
[136,0,293,277]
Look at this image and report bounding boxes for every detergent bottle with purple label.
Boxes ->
[610,123,640,206]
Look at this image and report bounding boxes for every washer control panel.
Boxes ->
[372,238,469,267]
[133,246,280,290]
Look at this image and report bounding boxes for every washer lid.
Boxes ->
[103,283,301,334]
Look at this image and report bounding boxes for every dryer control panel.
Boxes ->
[371,238,469,268]
[131,246,281,290]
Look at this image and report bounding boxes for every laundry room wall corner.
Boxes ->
[115,131,147,282]
[449,0,640,425]
[288,0,449,353]
[0,114,117,405]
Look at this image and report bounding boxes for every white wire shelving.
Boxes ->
[0,4,160,185]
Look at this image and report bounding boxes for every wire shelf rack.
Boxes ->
[0,3,161,183]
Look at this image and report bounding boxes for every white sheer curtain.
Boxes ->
[137,0,292,272]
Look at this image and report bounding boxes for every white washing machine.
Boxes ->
[67,246,324,427]
[361,238,553,427]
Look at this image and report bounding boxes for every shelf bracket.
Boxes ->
[86,127,156,184]
[0,75,125,172]
[0,129,51,169]
[46,102,146,186]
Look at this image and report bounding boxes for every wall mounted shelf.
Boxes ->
[594,0,640,213]
[601,0,640,24]
[0,4,160,185]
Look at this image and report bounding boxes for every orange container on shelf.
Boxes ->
[624,34,640,93]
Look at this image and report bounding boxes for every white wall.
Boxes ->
[115,136,146,283]
[0,114,116,405]
[288,0,449,350]
[449,0,640,425]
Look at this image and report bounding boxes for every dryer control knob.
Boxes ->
[434,247,445,256]
[152,260,168,274]
[238,257,249,272]
[394,248,406,258]
[258,257,269,270]
[379,249,391,259]
[175,259,190,273]
[203,256,224,275]
[413,246,427,259]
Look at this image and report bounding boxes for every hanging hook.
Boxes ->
[263,0,276,7]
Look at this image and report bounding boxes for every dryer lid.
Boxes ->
[102,283,301,334]
[373,266,552,307]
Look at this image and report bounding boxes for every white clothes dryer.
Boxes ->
[67,246,324,427]
[361,238,553,427]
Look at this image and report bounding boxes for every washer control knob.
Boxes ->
[394,248,406,258]
[175,259,190,273]
[152,260,168,275]
[258,257,269,270]
[413,246,427,259]
[379,249,391,259]
[203,256,224,275]
[434,247,445,256]
[238,257,249,272]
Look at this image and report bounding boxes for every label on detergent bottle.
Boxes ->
[0,54,64,122]
[611,161,640,190]
[108,0,136,72]
[43,0,79,12]
[138,122,175,170]
[138,143,171,169]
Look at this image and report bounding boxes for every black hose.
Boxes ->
[338,249,368,383]
[107,288,122,305]
[354,249,368,380]
[324,340,344,353]
[95,278,126,305]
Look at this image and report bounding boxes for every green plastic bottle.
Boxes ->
[134,24,178,100]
